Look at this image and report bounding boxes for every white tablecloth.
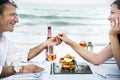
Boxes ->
[1,45,120,80]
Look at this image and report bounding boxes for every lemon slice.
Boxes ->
[64,58,72,62]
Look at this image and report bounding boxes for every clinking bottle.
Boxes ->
[45,26,53,60]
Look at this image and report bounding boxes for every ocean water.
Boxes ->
[5,2,111,45]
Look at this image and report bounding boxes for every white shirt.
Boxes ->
[0,34,30,75]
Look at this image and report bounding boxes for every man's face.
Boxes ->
[0,3,19,33]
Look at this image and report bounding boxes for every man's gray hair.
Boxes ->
[0,0,17,15]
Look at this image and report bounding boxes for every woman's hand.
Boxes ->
[109,16,120,36]
[47,36,62,46]
[57,33,70,44]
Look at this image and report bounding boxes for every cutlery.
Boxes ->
[34,71,47,78]
[50,63,53,75]
[95,72,120,79]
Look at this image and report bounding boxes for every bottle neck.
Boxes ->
[47,27,52,39]
[47,37,51,39]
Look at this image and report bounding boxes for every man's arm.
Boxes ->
[0,64,45,78]
[27,36,61,61]
[0,66,16,78]
[27,41,47,61]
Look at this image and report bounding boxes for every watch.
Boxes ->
[14,65,22,74]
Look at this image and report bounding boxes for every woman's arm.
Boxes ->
[65,38,113,64]
[58,33,113,65]
[109,35,120,69]
[109,15,120,69]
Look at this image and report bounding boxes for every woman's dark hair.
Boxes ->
[0,0,17,15]
[111,0,120,9]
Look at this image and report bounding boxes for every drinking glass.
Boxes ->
[47,45,56,62]
[47,44,57,75]
[79,41,87,49]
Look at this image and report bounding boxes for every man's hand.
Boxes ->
[22,64,45,73]
[47,36,62,46]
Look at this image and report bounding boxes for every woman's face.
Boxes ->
[108,4,120,25]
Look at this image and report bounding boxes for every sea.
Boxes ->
[4,2,111,46]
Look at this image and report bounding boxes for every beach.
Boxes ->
[4,2,111,61]
[4,2,111,46]
[1,1,120,80]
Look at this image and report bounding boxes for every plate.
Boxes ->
[53,62,93,74]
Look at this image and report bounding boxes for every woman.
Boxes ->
[58,0,120,70]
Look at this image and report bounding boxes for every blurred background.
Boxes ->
[4,0,113,47]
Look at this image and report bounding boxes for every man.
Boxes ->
[0,0,61,78]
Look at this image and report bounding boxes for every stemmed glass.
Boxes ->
[47,44,57,75]
[33,44,57,79]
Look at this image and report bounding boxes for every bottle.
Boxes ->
[47,26,52,39]
[87,42,93,51]
[45,26,53,61]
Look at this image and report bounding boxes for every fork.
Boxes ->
[95,72,120,79]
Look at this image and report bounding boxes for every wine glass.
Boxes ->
[47,45,56,62]
[47,44,57,75]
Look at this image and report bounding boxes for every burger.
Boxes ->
[59,54,76,70]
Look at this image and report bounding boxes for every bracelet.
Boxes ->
[14,65,23,74]
[19,66,23,73]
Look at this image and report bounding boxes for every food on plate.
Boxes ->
[59,54,76,70]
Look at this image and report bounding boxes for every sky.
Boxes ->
[16,0,112,4]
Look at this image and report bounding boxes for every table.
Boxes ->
[1,45,120,80]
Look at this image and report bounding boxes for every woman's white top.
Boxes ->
[0,34,30,75]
